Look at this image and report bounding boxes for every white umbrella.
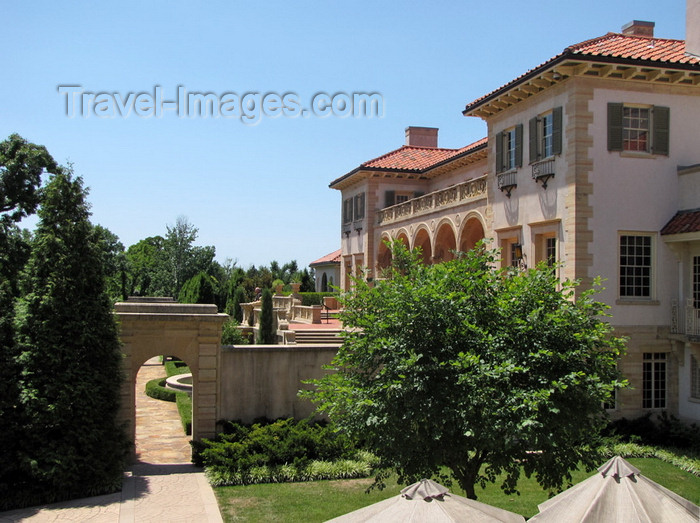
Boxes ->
[529,456,699,523]
[326,478,526,522]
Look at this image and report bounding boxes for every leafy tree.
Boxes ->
[124,235,168,296]
[304,241,626,499]
[257,287,275,344]
[178,271,217,304]
[0,134,60,506]
[12,169,127,506]
[93,224,127,302]
[165,215,215,297]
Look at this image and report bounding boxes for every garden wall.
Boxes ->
[219,344,338,423]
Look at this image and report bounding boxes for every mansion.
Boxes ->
[329,18,700,422]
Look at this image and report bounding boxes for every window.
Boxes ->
[353,193,365,221]
[694,256,700,309]
[607,103,669,155]
[495,124,523,173]
[643,352,666,409]
[529,107,562,162]
[534,233,557,269]
[619,234,653,299]
[692,354,700,400]
[342,198,353,224]
[384,190,424,207]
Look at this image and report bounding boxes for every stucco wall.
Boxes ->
[218,344,338,423]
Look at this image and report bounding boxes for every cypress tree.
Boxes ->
[13,169,127,505]
[178,271,216,304]
[257,287,275,344]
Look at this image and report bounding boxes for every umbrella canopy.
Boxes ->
[326,478,525,522]
[529,456,700,523]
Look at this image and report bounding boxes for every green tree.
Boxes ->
[0,134,60,506]
[304,241,625,499]
[178,271,217,304]
[227,285,248,322]
[257,287,275,344]
[93,224,127,302]
[124,235,168,296]
[165,215,215,297]
[13,169,127,506]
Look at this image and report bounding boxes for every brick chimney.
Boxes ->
[688,0,700,58]
[405,126,438,148]
[621,20,655,37]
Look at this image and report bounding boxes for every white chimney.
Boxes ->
[687,0,700,58]
[405,127,438,148]
[621,20,655,37]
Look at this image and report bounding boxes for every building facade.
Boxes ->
[330,19,700,422]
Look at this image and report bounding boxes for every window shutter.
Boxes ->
[608,103,623,151]
[652,105,670,155]
[343,198,352,223]
[552,106,563,155]
[384,190,395,208]
[529,116,539,163]
[495,132,504,173]
[515,124,523,168]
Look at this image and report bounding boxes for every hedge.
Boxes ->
[145,377,176,402]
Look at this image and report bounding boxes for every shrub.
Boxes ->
[145,377,176,402]
[298,292,337,306]
[178,271,216,304]
[165,359,190,377]
[221,318,248,345]
[192,418,366,485]
[604,411,700,451]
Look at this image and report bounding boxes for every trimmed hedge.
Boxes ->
[145,377,176,402]
[192,418,371,486]
[298,292,337,306]
[176,392,192,435]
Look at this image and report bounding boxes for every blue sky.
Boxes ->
[1,1,689,269]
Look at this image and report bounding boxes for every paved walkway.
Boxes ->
[0,358,223,522]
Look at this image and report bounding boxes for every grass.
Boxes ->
[213,458,700,522]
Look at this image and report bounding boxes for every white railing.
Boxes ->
[377,175,487,225]
[671,299,700,337]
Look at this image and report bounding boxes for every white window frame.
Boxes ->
[622,104,651,153]
[618,232,655,301]
[642,352,667,409]
[503,128,517,171]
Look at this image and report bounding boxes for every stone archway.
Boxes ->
[434,222,457,263]
[114,298,228,460]
[459,216,486,253]
[413,228,432,265]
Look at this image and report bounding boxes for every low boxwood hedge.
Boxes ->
[145,377,176,402]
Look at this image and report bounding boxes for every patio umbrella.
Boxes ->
[529,456,700,523]
[326,478,526,522]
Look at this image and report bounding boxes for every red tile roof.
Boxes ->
[362,138,487,172]
[568,33,699,64]
[465,33,700,114]
[309,249,341,266]
[329,138,486,189]
[661,209,700,235]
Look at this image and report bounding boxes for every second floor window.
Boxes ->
[495,124,523,173]
[529,107,562,162]
[608,103,669,155]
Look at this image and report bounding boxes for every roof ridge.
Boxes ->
[360,144,461,167]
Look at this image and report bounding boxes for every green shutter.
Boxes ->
[384,190,395,208]
[552,106,563,155]
[515,124,523,168]
[608,103,623,151]
[529,116,539,163]
[652,105,670,156]
[495,132,504,173]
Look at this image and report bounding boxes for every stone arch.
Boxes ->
[459,213,486,253]
[377,234,393,271]
[434,220,457,263]
[115,299,227,460]
[395,229,410,247]
[413,226,433,265]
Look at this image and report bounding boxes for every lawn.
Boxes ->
[213,458,700,521]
